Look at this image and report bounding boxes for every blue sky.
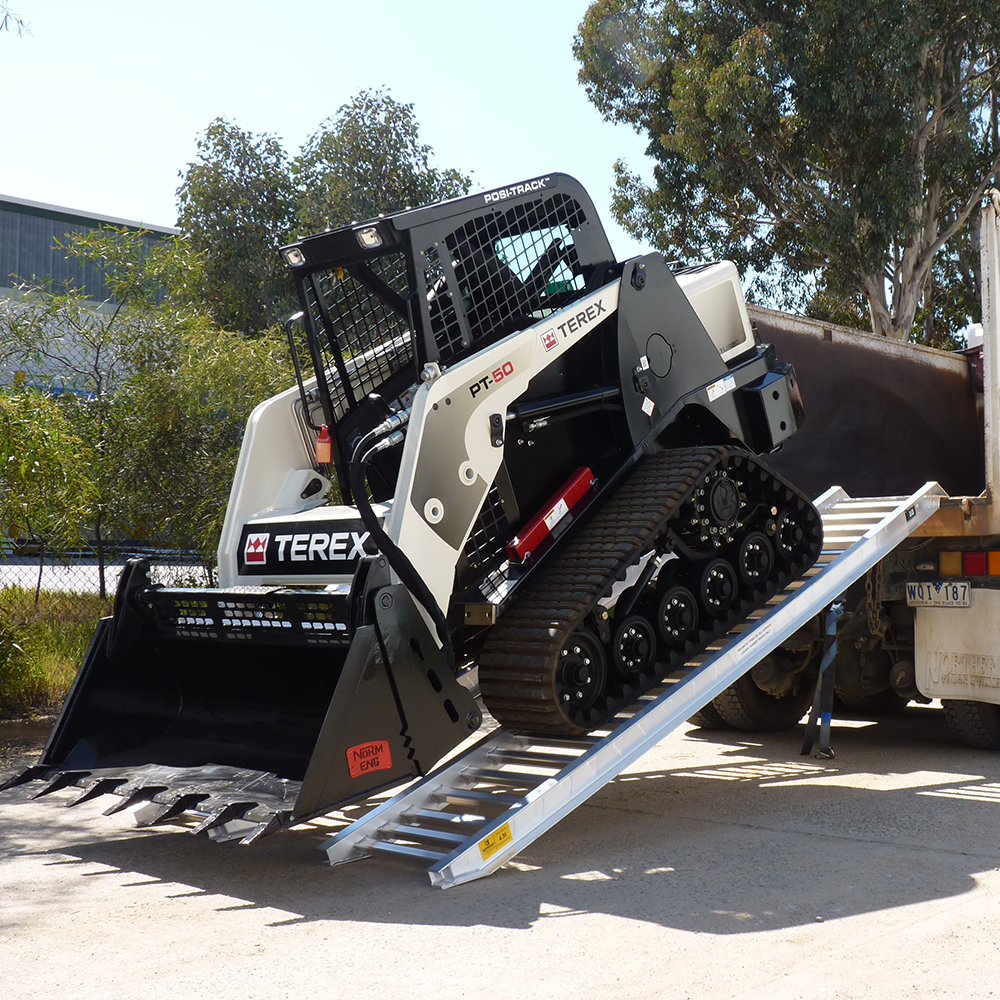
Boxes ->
[1,1,653,259]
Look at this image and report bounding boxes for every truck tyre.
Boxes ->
[712,673,814,732]
[942,700,1000,750]
[687,702,732,729]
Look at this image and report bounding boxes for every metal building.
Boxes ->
[0,193,177,302]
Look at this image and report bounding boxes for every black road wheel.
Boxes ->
[942,700,1000,750]
[555,629,608,714]
[656,584,699,648]
[696,558,737,617]
[687,701,733,729]
[612,614,657,679]
[736,531,774,591]
[712,672,815,732]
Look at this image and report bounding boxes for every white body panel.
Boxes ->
[915,591,1000,706]
[675,261,754,363]
[387,281,621,615]
[217,382,322,588]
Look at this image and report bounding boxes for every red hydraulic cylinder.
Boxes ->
[506,467,596,562]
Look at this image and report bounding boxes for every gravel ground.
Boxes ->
[3,704,1000,1000]
[0,717,52,770]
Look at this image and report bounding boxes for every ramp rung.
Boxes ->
[512,736,599,751]
[489,749,585,768]
[461,768,548,786]
[401,808,486,828]
[382,824,470,846]
[437,788,521,807]
[364,840,447,864]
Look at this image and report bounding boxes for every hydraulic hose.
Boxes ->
[351,408,411,465]
[349,436,453,661]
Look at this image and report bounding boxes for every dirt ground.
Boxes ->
[2,704,1000,1000]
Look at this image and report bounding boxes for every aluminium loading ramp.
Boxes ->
[320,482,945,887]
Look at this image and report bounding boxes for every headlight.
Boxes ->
[355,227,383,249]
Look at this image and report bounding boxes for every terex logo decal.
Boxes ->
[272,532,371,562]
[238,518,377,575]
[541,329,558,352]
[469,360,515,398]
[553,298,606,342]
[244,532,269,564]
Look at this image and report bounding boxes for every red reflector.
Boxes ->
[963,551,987,576]
[506,467,596,563]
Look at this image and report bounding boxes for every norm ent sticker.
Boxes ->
[346,739,392,779]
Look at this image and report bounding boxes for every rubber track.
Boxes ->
[480,446,722,734]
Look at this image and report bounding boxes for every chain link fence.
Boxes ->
[1,540,215,599]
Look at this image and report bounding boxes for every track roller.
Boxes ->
[556,629,608,713]
[611,615,657,679]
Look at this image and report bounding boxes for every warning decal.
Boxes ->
[346,740,392,779]
[478,821,514,861]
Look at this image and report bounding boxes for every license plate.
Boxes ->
[905,581,971,607]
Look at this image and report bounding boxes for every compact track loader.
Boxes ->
[5,173,822,841]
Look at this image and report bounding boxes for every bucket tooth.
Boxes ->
[67,777,129,807]
[191,802,256,836]
[136,793,210,827]
[0,765,52,792]
[103,786,169,816]
[239,812,288,845]
[31,771,91,799]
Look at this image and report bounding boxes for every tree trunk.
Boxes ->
[94,513,106,601]
[33,539,45,607]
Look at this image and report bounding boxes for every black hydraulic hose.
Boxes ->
[349,441,453,660]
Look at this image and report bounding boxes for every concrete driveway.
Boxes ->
[2,704,999,999]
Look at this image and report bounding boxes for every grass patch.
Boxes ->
[0,586,112,716]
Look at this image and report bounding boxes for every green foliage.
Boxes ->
[295,88,473,233]
[0,389,96,555]
[0,227,297,587]
[0,587,112,715]
[176,120,297,335]
[175,89,472,336]
[575,0,1000,340]
[105,319,295,558]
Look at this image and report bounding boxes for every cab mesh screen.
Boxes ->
[417,193,588,365]
[303,251,413,419]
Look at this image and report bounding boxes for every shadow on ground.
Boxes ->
[2,704,998,935]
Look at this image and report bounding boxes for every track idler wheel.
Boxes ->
[656,584,699,649]
[556,628,607,713]
[696,558,737,617]
[707,475,740,527]
[775,509,807,563]
[736,531,774,592]
[611,615,657,679]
